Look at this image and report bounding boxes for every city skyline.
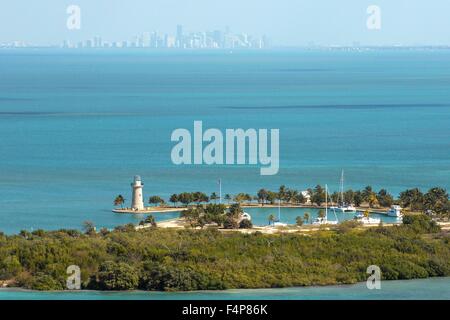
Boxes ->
[57,25,269,50]
[1,1,450,46]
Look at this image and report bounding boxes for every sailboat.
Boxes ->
[330,170,356,213]
[273,198,287,226]
[354,211,381,224]
[313,184,339,225]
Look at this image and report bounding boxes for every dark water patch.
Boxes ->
[222,103,450,110]
[0,111,144,117]
[274,68,332,72]
[0,97,34,102]
[0,111,59,116]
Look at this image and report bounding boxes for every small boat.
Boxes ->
[354,212,381,224]
[241,212,252,221]
[387,205,402,217]
[336,205,357,213]
[313,184,338,225]
[313,216,338,225]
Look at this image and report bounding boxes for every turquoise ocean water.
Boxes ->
[0,49,449,234]
[0,277,448,300]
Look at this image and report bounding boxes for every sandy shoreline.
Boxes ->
[112,207,187,214]
[137,216,450,234]
[114,203,404,215]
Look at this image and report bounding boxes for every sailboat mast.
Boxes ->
[278,199,281,221]
[340,170,344,205]
[218,179,222,204]
[325,184,328,218]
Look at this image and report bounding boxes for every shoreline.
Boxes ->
[1,276,449,296]
[141,216,450,234]
[114,203,417,215]
[112,207,187,214]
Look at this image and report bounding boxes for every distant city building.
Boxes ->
[58,25,268,50]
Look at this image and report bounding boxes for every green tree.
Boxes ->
[424,187,449,217]
[344,190,355,205]
[353,191,363,207]
[180,207,202,227]
[192,192,209,204]
[178,192,193,207]
[399,188,424,211]
[114,195,125,208]
[239,219,253,229]
[82,221,96,235]
[224,194,231,204]
[303,212,310,224]
[286,189,298,204]
[278,185,287,202]
[266,191,277,204]
[169,194,179,207]
[223,217,239,229]
[330,191,340,204]
[368,194,379,208]
[311,185,325,206]
[362,186,375,203]
[149,196,165,206]
[144,215,157,227]
[377,189,394,208]
[318,209,326,219]
[294,192,306,204]
[268,214,275,225]
[257,189,269,206]
[96,261,139,290]
[296,216,304,226]
[210,192,218,203]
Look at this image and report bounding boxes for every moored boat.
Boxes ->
[387,205,402,217]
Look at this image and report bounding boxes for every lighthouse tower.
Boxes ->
[131,175,144,211]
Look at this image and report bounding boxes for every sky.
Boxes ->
[0,0,449,46]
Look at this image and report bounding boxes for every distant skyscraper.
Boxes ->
[176,25,183,48]
[165,34,176,48]
[213,30,223,48]
[142,32,151,47]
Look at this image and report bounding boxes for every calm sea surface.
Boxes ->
[0,277,448,300]
[0,49,449,234]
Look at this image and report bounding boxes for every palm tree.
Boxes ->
[368,194,379,208]
[296,216,304,226]
[144,215,157,227]
[363,210,370,218]
[224,194,231,204]
[114,195,125,208]
[257,189,269,206]
[278,185,287,202]
[169,194,178,207]
[303,212,310,224]
[268,214,275,225]
[210,192,218,203]
[318,209,326,219]
[82,221,96,235]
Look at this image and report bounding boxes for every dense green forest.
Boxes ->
[0,215,449,291]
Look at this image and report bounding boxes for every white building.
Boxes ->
[131,176,144,210]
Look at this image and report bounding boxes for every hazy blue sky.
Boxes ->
[1,0,449,45]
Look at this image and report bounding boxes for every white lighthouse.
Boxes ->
[131,175,144,211]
